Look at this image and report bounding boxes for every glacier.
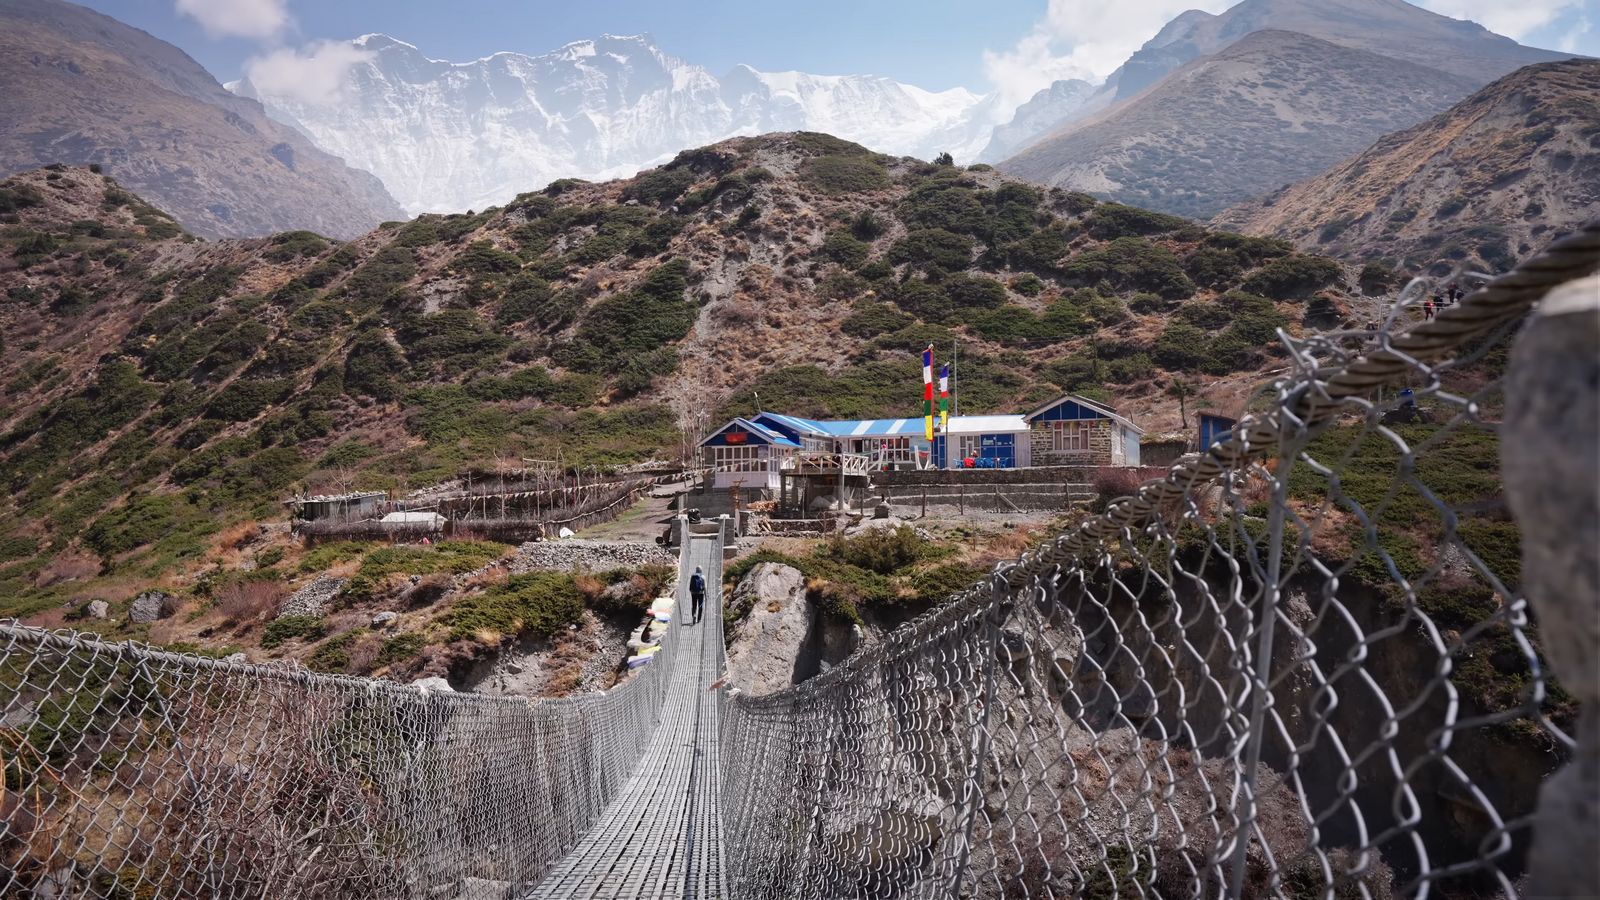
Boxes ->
[230,33,1007,216]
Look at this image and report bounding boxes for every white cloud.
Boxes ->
[1416,0,1585,40]
[1556,12,1592,52]
[983,0,1239,110]
[174,0,289,40]
[244,40,373,106]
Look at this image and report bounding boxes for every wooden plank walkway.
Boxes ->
[524,536,725,899]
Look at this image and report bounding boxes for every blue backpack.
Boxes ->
[690,573,705,595]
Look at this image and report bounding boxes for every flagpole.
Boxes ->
[952,338,958,417]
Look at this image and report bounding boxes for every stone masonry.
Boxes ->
[1029,419,1115,467]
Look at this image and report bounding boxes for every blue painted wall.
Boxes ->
[1199,414,1236,450]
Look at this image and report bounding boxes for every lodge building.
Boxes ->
[699,394,1144,496]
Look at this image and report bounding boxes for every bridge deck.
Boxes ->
[525,536,724,899]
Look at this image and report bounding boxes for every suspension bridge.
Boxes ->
[2,222,1597,898]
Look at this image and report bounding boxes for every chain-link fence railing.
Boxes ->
[1,599,678,899]
[719,222,1600,899]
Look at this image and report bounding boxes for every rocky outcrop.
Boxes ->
[1505,275,1599,897]
[723,563,811,696]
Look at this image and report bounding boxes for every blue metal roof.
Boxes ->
[754,411,834,437]
[824,418,926,437]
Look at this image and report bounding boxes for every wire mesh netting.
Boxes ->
[1,616,679,898]
[717,225,1599,899]
[1,223,1596,900]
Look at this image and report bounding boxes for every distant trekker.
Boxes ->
[689,567,706,624]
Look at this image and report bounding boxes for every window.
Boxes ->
[958,435,981,459]
[1051,421,1091,452]
[707,445,766,472]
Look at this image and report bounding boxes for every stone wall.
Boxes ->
[1029,419,1114,468]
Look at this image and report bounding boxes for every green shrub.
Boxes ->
[1011,274,1044,296]
[205,378,293,421]
[899,181,988,235]
[842,302,912,338]
[1358,262,1397,295]
[305,632,357,672]
[910,562,985,604]
[942,273,1007,310]
[447,572,585,641]
[454,240,522,277]
[802,155,890,195]
[889,228,974,271]
[262,615,327,649]
[265,230,330,263]
[397,309,511,363]
[1436,195,1467,218]
[544,178,589,196]
[0,184,44,213]
[378,632,427,666]
[624,168,698,205]
[1201,231,1292,262]
[824,525,929,574]
[1060,237,1196,299]
[1183,246,1246,288]
[360,541,507,578]
[1154,323,1209,371]
[820,231,871,268]
[791,132,872,156]
[569,258,695,367]
[0,536,39,564]
[340,246,416,307]
[850,210,885,240]
[885,278,952,321]
[1241,254,1342,299]
[299,541,372,573]
[1000,226,1071,272]
[343,330,405,401]
[1086,203,1190,238]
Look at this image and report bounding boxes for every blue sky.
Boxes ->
[77,0,1598,108]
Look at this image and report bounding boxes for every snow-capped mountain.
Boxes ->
[231,34,996,215]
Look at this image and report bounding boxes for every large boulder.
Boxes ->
[128,591,177,624]
[723,563,811,695]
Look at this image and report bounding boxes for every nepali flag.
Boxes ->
[939,364,949,432]
[922,345,935,441]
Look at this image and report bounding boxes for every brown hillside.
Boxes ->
[1000,30,1480,219]
[0,133,1357,621]
[1215,58,1600,271]
[0,0,404,238]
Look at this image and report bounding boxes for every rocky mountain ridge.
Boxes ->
[1215,58,1600,270]
[0,0,405,239]
[993,0,1578,211]
[1001,30,1481,218]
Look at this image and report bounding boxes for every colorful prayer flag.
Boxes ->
[922,345,934,441]
[939,364,949,432]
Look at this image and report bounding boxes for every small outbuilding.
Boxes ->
[1024,394,1144,467]
[285,491,386,522]
[1199,413,1238,451]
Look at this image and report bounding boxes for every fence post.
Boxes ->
[1504,275,1599,898]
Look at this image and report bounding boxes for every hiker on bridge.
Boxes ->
[689,566,706,624]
